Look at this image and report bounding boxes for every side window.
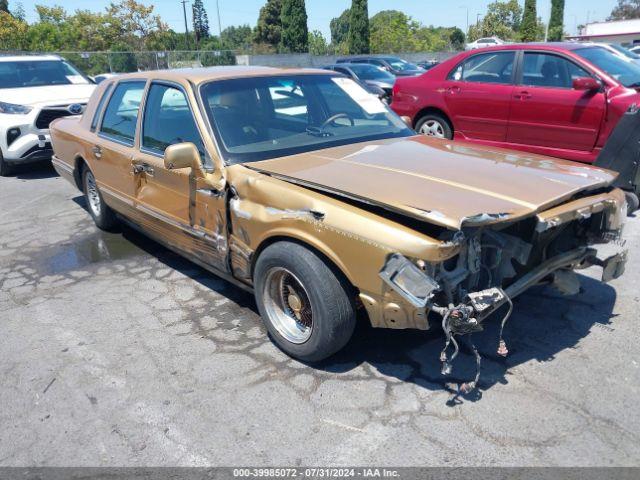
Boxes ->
[90,83,113,132]
[522,52,591,88]
[449,52,515,84]
[100,81,145,144]
[267,83,309,123]
[334,67,351,76]
[142,83,206,162]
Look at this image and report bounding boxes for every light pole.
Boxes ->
[181,0,191,48]
[216,0,222,38]
[459,6,469,35]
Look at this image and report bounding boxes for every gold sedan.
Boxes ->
[50,67,626,390]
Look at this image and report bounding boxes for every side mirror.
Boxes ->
[164,142,199,170]
[573,77,600,91]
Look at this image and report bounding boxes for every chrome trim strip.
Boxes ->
[98,185,135,206]
[136,203,224,248]
[51,156,74,174]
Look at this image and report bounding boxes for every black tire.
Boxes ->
[415,113,453,139]
[254,241,356,362]
[82,165,118,231]
[625,190,639,215]
[0,149,12,177]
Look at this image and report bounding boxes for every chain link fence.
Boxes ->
[56,50,237,76]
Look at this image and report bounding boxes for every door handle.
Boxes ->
[92,145,102,159]
[514,91,532,100]
[131,161,154,177]
[447,86,461,94]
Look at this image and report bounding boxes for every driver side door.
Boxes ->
[132,81,227,270]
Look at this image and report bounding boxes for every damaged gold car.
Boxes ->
[50,67,627,390]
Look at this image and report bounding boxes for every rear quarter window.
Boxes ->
[90,83,114,132]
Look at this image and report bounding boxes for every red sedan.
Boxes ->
[391,42,640,163]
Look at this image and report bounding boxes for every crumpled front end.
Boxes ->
[378,188,627,393]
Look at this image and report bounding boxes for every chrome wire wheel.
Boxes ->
[84,170,101,218]
[262,267,314,344]
[419,119,445,138]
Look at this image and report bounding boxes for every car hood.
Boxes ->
[0,84,96,107]
[248,136,617,230]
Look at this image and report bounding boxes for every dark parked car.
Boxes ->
[417,60,440,70]
[323,63,395,102]
[336,56,425,77]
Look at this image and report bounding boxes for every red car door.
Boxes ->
[443,50,515,142]
[507,51,606,153]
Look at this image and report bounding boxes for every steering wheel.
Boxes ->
[321,113,355,129]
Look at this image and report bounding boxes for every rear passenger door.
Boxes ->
[95,80,146,210]
[133,81,227,269]
[506,51,606,153]
[443,51,515,142]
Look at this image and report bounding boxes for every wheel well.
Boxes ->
[250,235,357,297]
[414,107,453,132]
[73,156,87,190]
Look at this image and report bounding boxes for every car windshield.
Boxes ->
[348,64,395,81]
[200,74,412,164]
[0,60,90,89]
[383,58,422,72]
[575,46,640,87]
[607,43,640,60]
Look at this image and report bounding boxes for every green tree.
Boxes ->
[308,29,328,55]
[221,24,252,49]
[254,0,281,49]
[0,11,28,49]
[608,0,640,20]
[449,27,465,50]
[330,9,349,45]
[520,0,538,41]
[548,0,565,41]
[192,0,210,43]
[0,0,8,13]
[369,10,417,53]
[467,0,522,41]
[280,0,308,52]
[348,0,369,54]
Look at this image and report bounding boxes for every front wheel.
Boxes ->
[254,241,356,362]
[82,166,118,231]
[415,113,453,139]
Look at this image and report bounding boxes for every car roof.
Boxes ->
[467,42,595,52]
[0,54,62,62]
[108,65,333,84]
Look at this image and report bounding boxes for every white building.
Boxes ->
[567,19,640,46]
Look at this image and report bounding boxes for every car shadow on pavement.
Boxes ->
[320,276,617,404]
[70,194,618,403]
[12,161,58,180]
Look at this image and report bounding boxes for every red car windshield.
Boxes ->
[575,46,640,88]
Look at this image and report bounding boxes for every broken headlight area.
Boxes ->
[379,206,627,396]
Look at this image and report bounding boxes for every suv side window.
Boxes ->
[90,82,113,132]
[100,81,145,144]
[449,51,515,84]
[522,52,591,88]
[141,83,206,163]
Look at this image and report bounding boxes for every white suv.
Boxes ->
[465,37,505,51]
[0,55,95,176]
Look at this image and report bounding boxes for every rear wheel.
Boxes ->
[0,149,12,177]
[254,241,356,362]
[625,190,639,215]
[82,166,118,231]
[416,113,453,139]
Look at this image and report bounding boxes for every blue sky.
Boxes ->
[17,0,616,38]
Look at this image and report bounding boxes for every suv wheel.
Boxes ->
[416,113,453,139]
[254,241,356,362]
[82,166,118,231]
